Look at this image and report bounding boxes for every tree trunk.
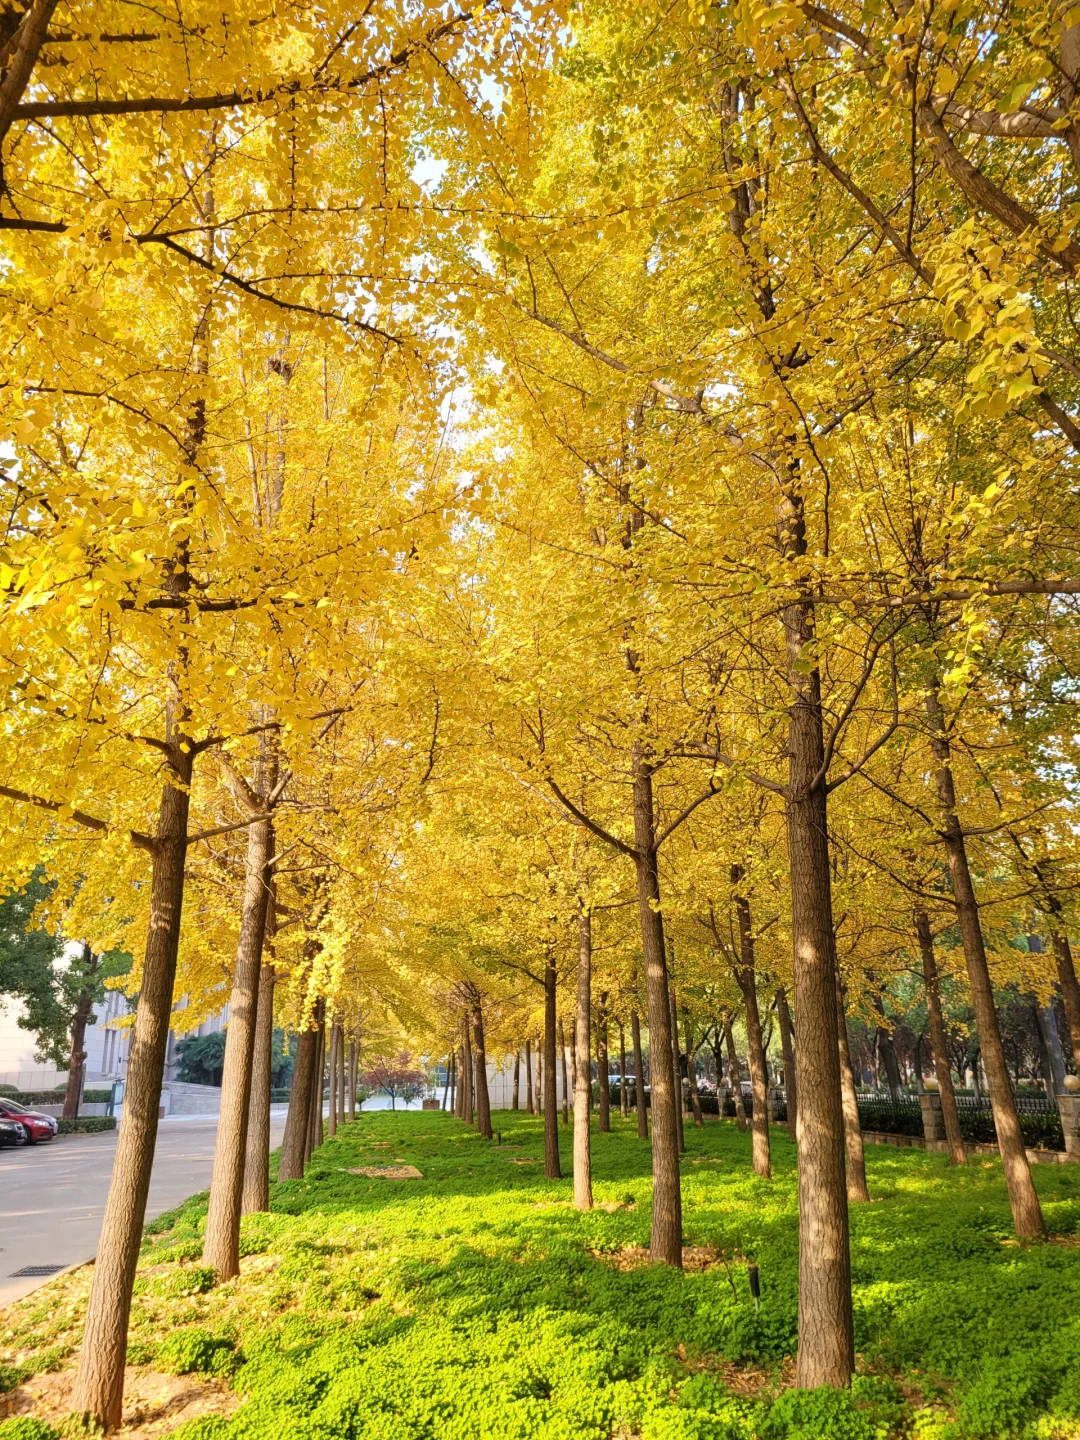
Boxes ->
[472,999,493,1139]
[544,950,562,1178]
[916,912,966,1166]
[631,745,681,1266]
[834,969,870,1202]
[619,1021,629,1119]
[723,1016,747,1131]
[873,992,903,1099]
[927,690,1044,1239]
[684,1016,703,1127]
[597,988,610,1133]
[338,1031,346,1127]
[462,1019,474,1125]
[559,1019,570,1125]
[780,564,854,1387]
[279,1023,317,1180]
[776,986,797,1141]
[1051,933,1080,1073]
[305,1003,325,1163]
[525,1038,534,1115]
[669,971,686,1154]
[733,877,771,1178]
[73,751,193,1431]
[327,1022,339,1139]
[63,945,98,1121]
[315,1011,326,1147]
[513,1051,520,1110]
[348,1038,357,1121]
[631,1010,648,1138]
[242,963,276,1214]
[573,906,593,1208]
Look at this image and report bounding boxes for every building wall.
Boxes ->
[0,986,228,1092]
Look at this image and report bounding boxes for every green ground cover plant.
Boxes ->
[1,1113,1078,1440]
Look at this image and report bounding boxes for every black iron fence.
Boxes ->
[853,1090,1065,1151]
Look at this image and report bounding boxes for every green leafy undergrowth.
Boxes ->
[2,1114,1079,1439]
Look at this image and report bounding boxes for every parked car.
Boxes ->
[0,1116,24,1148]
[0,1098,58,1143]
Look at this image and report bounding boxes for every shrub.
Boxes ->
[0,1363,28,1394]
[0,1421,60,1440]
[157,1329,238,1379]
[153,1265,217,1298]
[957,1355,1061,1437]
[81,1089,111,1104]
[761,1385,882,1440]
[56,1117,116,1135]
[856,1101,924,1138]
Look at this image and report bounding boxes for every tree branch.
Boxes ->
[0,782,155,852]
[545,777,638,859]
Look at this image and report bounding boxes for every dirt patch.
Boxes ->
[596,1200,636,1213]
[509,1157,538,1165]
[591,1244,723,1272]
[345,1165,423,1180]
[0,1366,241,1437]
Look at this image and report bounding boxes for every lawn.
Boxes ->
[2,1113,1079,1440]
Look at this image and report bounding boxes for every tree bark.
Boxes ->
[472,998,493,1138]
[733,876,771,1178]
[63,945,99,1121]
[776,986,797,1141]
[1051,933,1080,1073]
[544,950,562,1178]
[723,1015,747,1131]
[279,1022,317,1180]
[348,1037,358,1121]
[327,1021,339,1139]
[462,1018,474,1125]
[525,1037,534,1115]
[338,1030,346,1127]
[834,970,870,1202]
[619,1021,629,1119]
[242,963,276,1214]
[305,1003,325,1162]
[573,906,593,1209]
[597,988,610,1133]
[559,1019,570,1125]
[513,1051,520,1110]
[669,971,686,1154]
[926,690,1044,1238]
[631,744,681,1266]
[684,1015,703,1127]
[916,911,966,1166]
[72,749,193,1431]
[873,992,903,1099]
[631,1010,648,1137]
[780,565,854,1387]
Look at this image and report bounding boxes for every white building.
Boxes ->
[0,986,227,1093]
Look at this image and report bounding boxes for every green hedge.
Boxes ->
[855,1098,1066,1150]
[57,1116,116,1135]
[0,1086,111,1105]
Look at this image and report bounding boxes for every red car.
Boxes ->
[0,1098,58,1143]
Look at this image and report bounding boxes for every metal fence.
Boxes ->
[854,1090,1058,1115]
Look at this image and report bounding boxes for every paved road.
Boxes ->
[0,1109,288,1309]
